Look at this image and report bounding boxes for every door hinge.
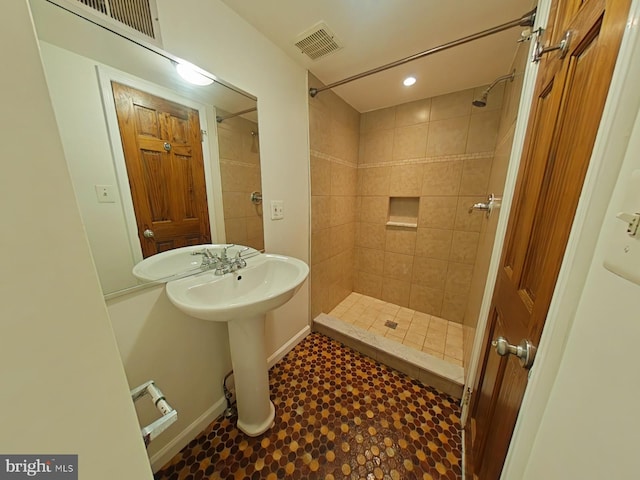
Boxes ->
[200,129,207,142]
[463,387,472,407]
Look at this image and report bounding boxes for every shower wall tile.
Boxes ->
[358,167,391,196]
[311,155,331,196]
[421,161,463,196]
[359,196,388,224]
[225,217,247,242]
[459,157,493,196]
[311,195,331,231]
[442,291,468,323]
[330,195,356,226]
[430,88,474,121]
[381,278,411,307]
[450,231,480,265]
[354,271,383,298]
[360,129,394,164]
[445,262,473,296]
[385,228,417,255]
[356,222,386,250]
[311,229,332,264]
[218,114,264,250]
[409,284,444,316]
[383,252,414,282]
[466,110,501,153]
[355,247,384,276]
[309,74,358,315]
[418,196,458,229]
[392,123,429,160]
[217,126,241,162]
[454,196,485,232]
[389,164,425,197]
[395,98,431,127]
[412,256,448,290]
[361,106,396,133]
[331,163,357,195]
[222,191,247,219]
[415,228,453,260]
[426,116,470,157]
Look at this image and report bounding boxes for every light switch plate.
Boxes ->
[603,169,640,285]
[271,200,284,220]
[95,184,116,203]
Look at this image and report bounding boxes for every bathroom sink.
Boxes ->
[132,244,258,282]
[165,254,309,437]
[165,252,308,437]
[165,253,309,322]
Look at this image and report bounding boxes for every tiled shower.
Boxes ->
[309,41,528,370]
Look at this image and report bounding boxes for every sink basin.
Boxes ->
[165,253,308,322]
[132,244,259,282]
[165,252,309,437]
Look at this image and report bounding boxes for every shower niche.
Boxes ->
[386,197,419,228]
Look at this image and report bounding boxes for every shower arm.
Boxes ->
[309,8,537,97]
[480,71,516,97]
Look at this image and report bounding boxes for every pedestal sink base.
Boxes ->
[237,401,275,437]
[227,314,274,437]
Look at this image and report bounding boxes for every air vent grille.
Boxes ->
[76,0,156,39]
[294,22,343,60]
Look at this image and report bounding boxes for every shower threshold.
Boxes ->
[313,293,465,398]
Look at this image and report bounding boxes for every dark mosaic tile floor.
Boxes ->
[154,332,462,480]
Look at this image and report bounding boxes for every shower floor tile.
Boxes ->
[329,293,464,367]
[154,332,462,480]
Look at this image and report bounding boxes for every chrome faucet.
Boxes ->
[191,248,219,268]
[191,245,248,275]
[213,245,248,275]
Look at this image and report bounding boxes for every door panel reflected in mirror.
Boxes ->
[30,0,263,295]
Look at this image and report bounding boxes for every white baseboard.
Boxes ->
[149,326,310,472]
[268,325,311,368]
[149,396,227,472]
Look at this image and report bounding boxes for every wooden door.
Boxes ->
[466,0,630,478]
[112,82,211,257]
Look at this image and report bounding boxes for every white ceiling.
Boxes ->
[221,0,536,112]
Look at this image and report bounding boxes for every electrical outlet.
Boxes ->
[271,200,284,220]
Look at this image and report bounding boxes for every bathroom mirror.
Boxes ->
[30,0,264,296]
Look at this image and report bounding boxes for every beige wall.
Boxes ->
[462,43,529,369]
[1,2,152,477]
[355,86,504,325]
[217,113,265,250]
[309,75,360,318]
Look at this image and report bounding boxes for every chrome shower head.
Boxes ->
[472,70,516,108]
[472,93,489,108]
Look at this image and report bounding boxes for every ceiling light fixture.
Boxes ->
[175,61,215,86]
[403,76,417,87]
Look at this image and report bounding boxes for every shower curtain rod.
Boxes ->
[216,107,258,123]
[309,8,537,97]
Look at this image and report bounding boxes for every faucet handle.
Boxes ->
[235,246,250,259]
[220,244,235,259]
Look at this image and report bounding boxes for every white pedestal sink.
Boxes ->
[165,252,309,436]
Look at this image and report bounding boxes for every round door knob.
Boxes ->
[143,229,155,238]
[491,336,536,369]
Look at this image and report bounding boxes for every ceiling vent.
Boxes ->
[294,22,343,60]
[49,0,162,46]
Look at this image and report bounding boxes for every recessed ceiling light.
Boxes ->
[175,62,215,86]
[403,76,417,87]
